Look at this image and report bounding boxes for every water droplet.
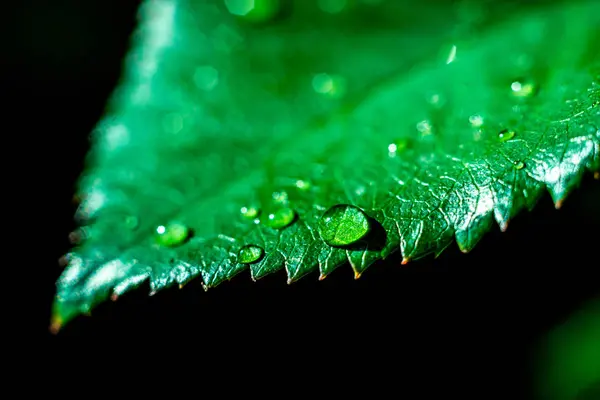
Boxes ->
[511,79,537,98]
[265,208,296,229]
[318,204,370,247]
[318,0,347,14]
[469,114,484,128]
[272,191,288,204]
[295,180,311,190]
[387,138,409,156]
[240,206,260,219]
[416,120,433,136]
[498,129,516,142]
[312,73,346,98]
[193,66,219,91]
[225,0,280,22]
[238,244,264,264]
[514,161,525,170]
[155,222,190,247]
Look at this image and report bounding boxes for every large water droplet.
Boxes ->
[265,208,296,229]
[155,222,190,247]
[240,206,260,219]
[238,244,264,264]
[511,79,537,98]
[498,129,516,142]
[318,204,370,247]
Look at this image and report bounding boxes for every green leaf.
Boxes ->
[52,0,600,330]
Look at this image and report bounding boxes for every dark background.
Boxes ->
[10,0,599,396]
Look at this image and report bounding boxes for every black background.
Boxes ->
[10,0,599,396]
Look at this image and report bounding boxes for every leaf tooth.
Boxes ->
[250,250,285,281]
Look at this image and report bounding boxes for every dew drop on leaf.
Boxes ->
[265,208,296,229]
[498,129,516,142]
[240,206,260,219]
[318,204,370,247]
[514,161,526,170]
[155,222,190,247]
[511,79,537,97]
[295,179,311,190]
[238,244,265,264]
[469,114,485,128]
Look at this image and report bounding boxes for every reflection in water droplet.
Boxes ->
[498,129,516,142]
[446,44,457,64]
[265,208,296,229]
[514,161,525,170]
[469,114,484,128]
[416,120,433,136]
[193,66,219,91]
[318,0,347,14]
[155,222,190,247]
[511,79,537,98]
[240,206,260,219]
[238,244,264,264]
[318,204,370,247]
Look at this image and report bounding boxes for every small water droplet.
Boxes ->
[514,161,525,170]
[469,114,484,128]
[446,44,457,64]
[295,180,311,190]
[312,73,346,98]
[388,138,409,156]
[498,129,516,142]
[155,222,190,247]
[238,244,264,264]
[318,204,370,247]
[426,92,445,107]
[511,79,537,98]
[272,191,288,204]
[416,120,433,136]
[265,208,296,229]
[318,0,347,14]
[240,206,260,219]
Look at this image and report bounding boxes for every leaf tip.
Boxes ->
[555,199,564,210]
[500,220,510,232]
[49,316,62,335]
[354,271,362,280]
[318,274,327,281]
[401,258,410,265]
[110,293,119,302]
[595,172,599,180]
